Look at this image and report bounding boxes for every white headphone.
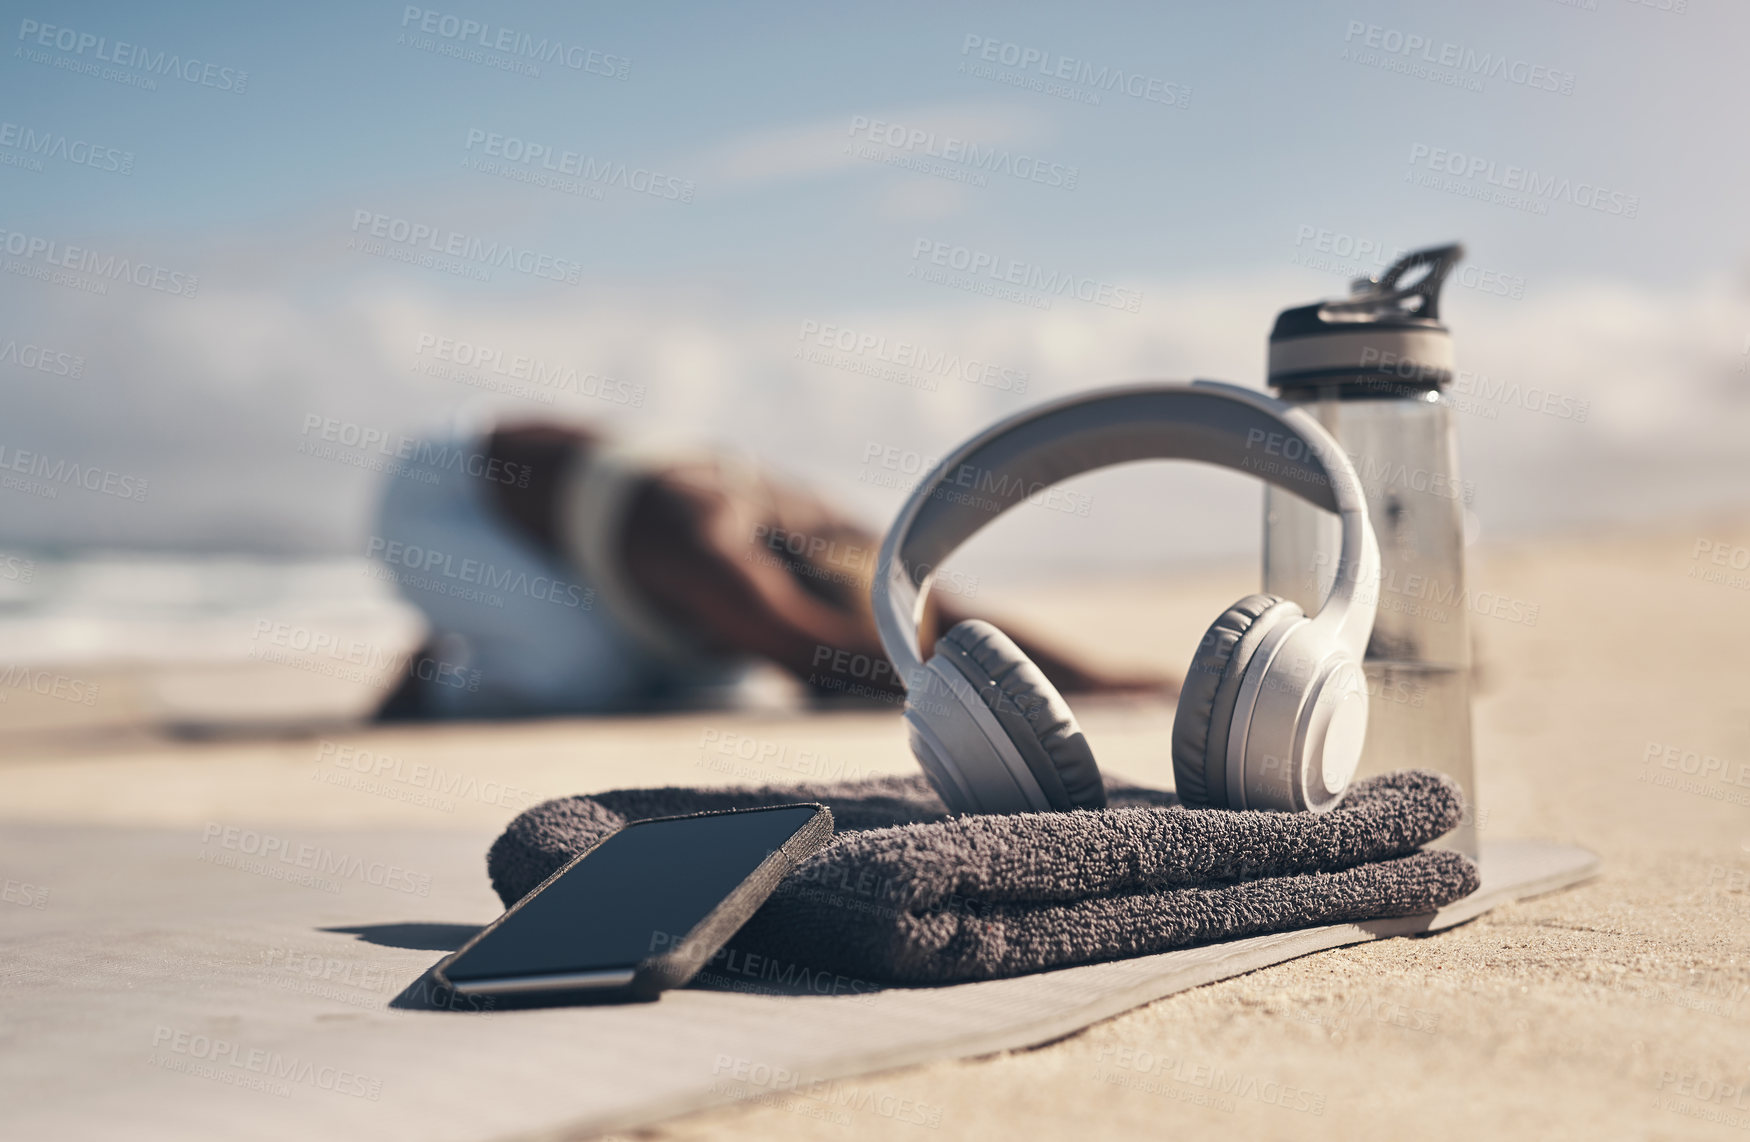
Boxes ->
[871,380,1380,816]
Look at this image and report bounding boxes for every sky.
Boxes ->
[2,0,1747,578]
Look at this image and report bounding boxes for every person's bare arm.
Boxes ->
[930,595,1176,697]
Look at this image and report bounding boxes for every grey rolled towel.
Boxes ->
[488,770,1477,985]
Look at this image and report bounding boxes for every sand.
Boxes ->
[4,518,1749,1140]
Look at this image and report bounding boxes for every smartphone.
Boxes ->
[434,803,832,1004]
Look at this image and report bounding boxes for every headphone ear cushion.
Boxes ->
[935,619,1106,811]
[1172,594,1297,808]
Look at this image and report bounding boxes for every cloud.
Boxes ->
[875,178,977,222]
[692,102,1053,191]
[2,230,1745,575]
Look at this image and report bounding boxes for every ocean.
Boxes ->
[0,554,425,733]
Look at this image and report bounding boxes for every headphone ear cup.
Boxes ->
[934,619,1106,811]
[1172,595,1299,807]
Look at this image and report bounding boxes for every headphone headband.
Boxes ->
[872,380,1379,679]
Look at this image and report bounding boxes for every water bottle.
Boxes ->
[1261,244,1478,856]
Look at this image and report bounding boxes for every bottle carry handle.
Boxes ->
[1333,243,1465,322]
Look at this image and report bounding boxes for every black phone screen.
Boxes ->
[440,805,823,988]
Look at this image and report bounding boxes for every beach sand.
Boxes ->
[5,517,1748,1140]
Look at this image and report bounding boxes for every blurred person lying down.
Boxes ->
[373,421,1172,720]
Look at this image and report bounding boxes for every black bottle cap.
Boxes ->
[1269,243,1463,393]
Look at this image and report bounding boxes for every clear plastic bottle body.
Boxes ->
[1261,388,1477,856]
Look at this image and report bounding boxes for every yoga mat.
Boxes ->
[0,822,1595,1141]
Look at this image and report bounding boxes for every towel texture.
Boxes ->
[488,770,1477,985]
